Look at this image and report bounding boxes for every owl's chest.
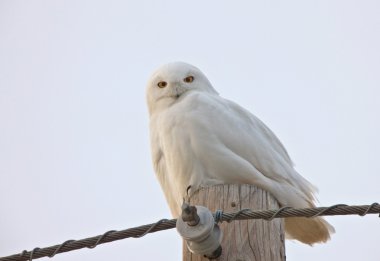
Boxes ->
[156,110,194,158]
[153,106,204,164]
[158,93,219,132]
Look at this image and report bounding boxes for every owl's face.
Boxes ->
[146,62,217,115]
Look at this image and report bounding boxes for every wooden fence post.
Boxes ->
[183,184,285,261]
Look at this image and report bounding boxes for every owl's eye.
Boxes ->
[183,76,194,83]
[157,81,167,88]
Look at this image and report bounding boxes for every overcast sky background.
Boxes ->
[1,1,379,260]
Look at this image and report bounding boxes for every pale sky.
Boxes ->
[1,1,379,260]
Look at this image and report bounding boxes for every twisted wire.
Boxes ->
[1,203,379,261]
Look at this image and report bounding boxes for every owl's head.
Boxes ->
[146,62,218,115]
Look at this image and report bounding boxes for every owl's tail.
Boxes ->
[269,182,335,245]
[284,216,335,245]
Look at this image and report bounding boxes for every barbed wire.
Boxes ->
[0,203,379,261]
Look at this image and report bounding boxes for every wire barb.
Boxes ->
[0,203,379,261]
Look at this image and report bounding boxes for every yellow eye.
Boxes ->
[157,81,167,88]
[183,76,194,83]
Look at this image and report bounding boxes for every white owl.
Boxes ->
[146,62,334,244]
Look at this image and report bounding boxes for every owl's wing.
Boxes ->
[213,97,334,243]
[186,93,317,204]
[224,99,315,188]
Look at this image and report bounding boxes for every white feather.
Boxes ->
[146,62,334,244]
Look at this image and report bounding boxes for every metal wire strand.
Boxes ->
[0,203,379,261]
[48,240,75,258]
[28,248,40,261]
[88,231,116,249]
[225,208,251,223]
[267,206,293,221]
[360,202,379,216]
[310,204,347,218]
[133,219,171,238]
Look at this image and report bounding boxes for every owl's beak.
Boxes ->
[174,84,185,98]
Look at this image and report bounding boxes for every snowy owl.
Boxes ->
[146,62,334,244]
